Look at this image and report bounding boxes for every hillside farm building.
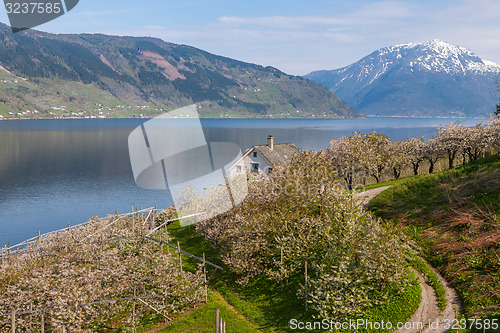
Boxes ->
[228,135,299,175]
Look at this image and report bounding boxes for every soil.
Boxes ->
[354,186,392,209]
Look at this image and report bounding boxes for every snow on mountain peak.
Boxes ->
[361,40,500,76]
[304,40,500,118]
[483,59,500,69]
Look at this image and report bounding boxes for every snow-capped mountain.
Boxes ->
[305,40,500,117]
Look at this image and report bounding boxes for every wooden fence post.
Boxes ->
[37,230,41,253]
[41,313,44,333]
[215,307,219,333]
[29,301,33,331]
[133,287,136,333]
[140,214,143,239]
[177,241,183,275]
[280,247,283,292]
[305,259,308,311]
[11,309,16,333]
[153,205,157,230]
[165,223,169,253]
[203,253,208,302]
[148,207,152,230]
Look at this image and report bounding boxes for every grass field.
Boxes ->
[161,291,260,333]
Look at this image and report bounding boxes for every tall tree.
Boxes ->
[423,138,443,174]
[327,132,367,190]
[388,140,407,179]
[361,131,391,183]
[462,124,487,162]
[436,122,465,169]
[405,137,426,175]
[485,117,500,154]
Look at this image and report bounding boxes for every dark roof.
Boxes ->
[253,143,300,165]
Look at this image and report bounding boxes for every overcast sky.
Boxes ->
[1,0,500,75]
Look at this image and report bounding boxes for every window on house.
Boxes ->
[250,163,259,173]
[252,151,257,158]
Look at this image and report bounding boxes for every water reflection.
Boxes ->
[0,117,488,245]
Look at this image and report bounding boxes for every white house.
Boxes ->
[228,135,300,175]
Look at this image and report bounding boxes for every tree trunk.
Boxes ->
[412,163,419,176]
[476,149,482,160]
[428,159,435,174]
[345,175,353,191]
[448,150,456,169]
[393,167,401,179]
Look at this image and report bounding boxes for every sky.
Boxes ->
[1,0,500,75]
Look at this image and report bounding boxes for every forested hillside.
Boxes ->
[0,23,361,119]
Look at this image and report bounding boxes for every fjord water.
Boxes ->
[0,117,487,246]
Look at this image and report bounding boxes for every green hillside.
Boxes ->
[368,155,500,319]
[0,24,361,119]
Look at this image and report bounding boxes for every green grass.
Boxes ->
[410,257,446,310]
[160,291,260,333]
[358,177,408,191]
[359,269,421,333]
[368,155,500,319]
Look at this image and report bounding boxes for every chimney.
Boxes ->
[267,135,274,150]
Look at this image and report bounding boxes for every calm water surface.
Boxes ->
[0,117,487,246]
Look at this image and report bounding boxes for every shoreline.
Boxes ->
[0,115,490,121]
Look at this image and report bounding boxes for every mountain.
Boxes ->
[0,23,361,119]
[305,40,500,117]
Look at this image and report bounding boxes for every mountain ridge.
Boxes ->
[0,23,361,119]
[305,40,500,117]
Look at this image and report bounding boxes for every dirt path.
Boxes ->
[354,186,392,209]
[395,268,439,332]
[394,264,462,333]
[356,186,462,333]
